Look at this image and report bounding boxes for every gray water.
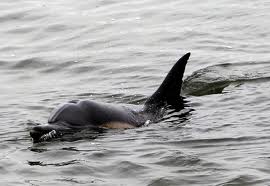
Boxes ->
[1,0,270,185]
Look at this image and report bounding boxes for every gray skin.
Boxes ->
[30,53,191,143]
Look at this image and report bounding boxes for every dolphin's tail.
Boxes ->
[144,52,190,110]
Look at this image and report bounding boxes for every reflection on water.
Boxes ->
[1,0,270,185]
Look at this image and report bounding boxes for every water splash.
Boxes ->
[182,61,270,96]
[38,130,58,142]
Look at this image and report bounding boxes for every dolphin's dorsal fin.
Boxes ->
[144,52,190,110]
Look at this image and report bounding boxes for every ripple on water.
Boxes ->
[219,174,267,186]
[182,61,270,96]
[155,151,201,167]
[27,159,78,167]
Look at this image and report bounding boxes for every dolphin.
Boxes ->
[30,52,191,142]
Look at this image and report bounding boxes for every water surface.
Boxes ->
[1,0,270,185]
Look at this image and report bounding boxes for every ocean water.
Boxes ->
[1,0,270,185]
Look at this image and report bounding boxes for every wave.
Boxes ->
[182,61,270,96]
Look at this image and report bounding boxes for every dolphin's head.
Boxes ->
[30,124,65,143]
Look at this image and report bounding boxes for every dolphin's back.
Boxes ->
[49,100,145,127]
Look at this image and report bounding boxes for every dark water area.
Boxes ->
[1,0,270,185]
